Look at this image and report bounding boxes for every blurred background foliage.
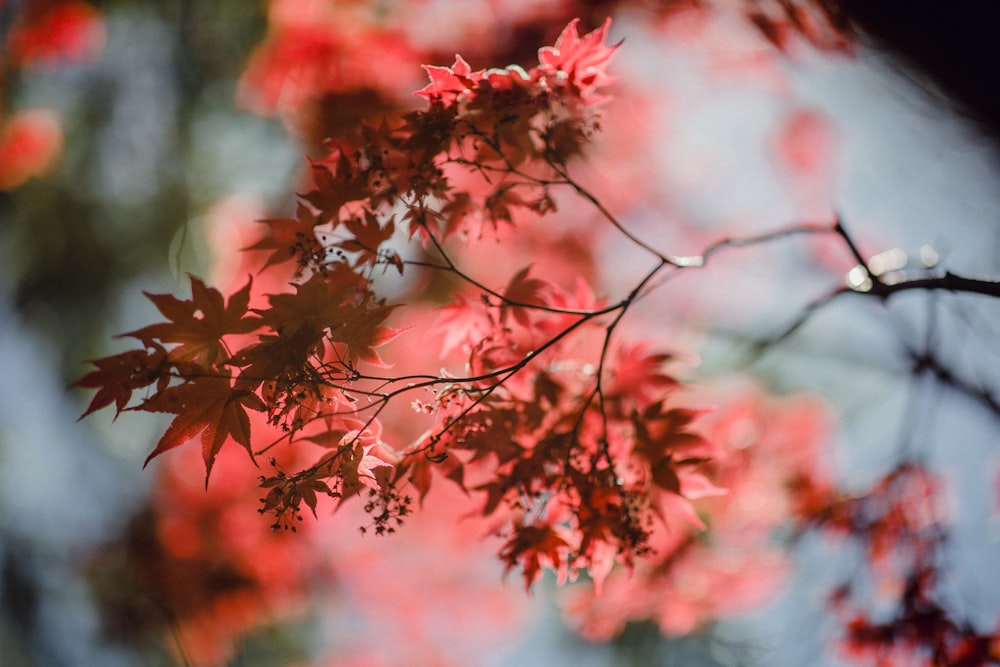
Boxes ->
[2,1,283,377]
[1,2,296,664]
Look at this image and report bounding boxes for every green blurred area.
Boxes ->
[0,3,301,664]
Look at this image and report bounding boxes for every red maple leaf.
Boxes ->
[415,54,484,104]
[537,18,619,106]
[139,374,266,483]
[500,265,553,327]
[430,295,494,359]
[338,440,394,499]
[257,270,363,336]
[327,304,405,367]
[397,452,435,505]
[499,523,570,590]
[438,191,478,239]
[604,343,678,413]
[300,152,368,225]
[72,344,169,418]
[336,209,395,266]
[631,402,715,465]
[243,203,323,271]
[125,275,260,369]
[485,185,532,227]
[228,325,325,393]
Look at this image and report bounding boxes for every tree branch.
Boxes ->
[866,271,1000,299]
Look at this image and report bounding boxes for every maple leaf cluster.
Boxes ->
[790,462,1000,666]
[836,566,1000,667]
[561,387,831,637]
[77,19,720,588]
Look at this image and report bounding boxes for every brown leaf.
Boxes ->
[124,276,260,369]
[72,344,169,418]
[140,374,266,484]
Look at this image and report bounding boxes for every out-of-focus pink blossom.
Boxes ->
[0,109,64,190]
[4,0,105,66]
